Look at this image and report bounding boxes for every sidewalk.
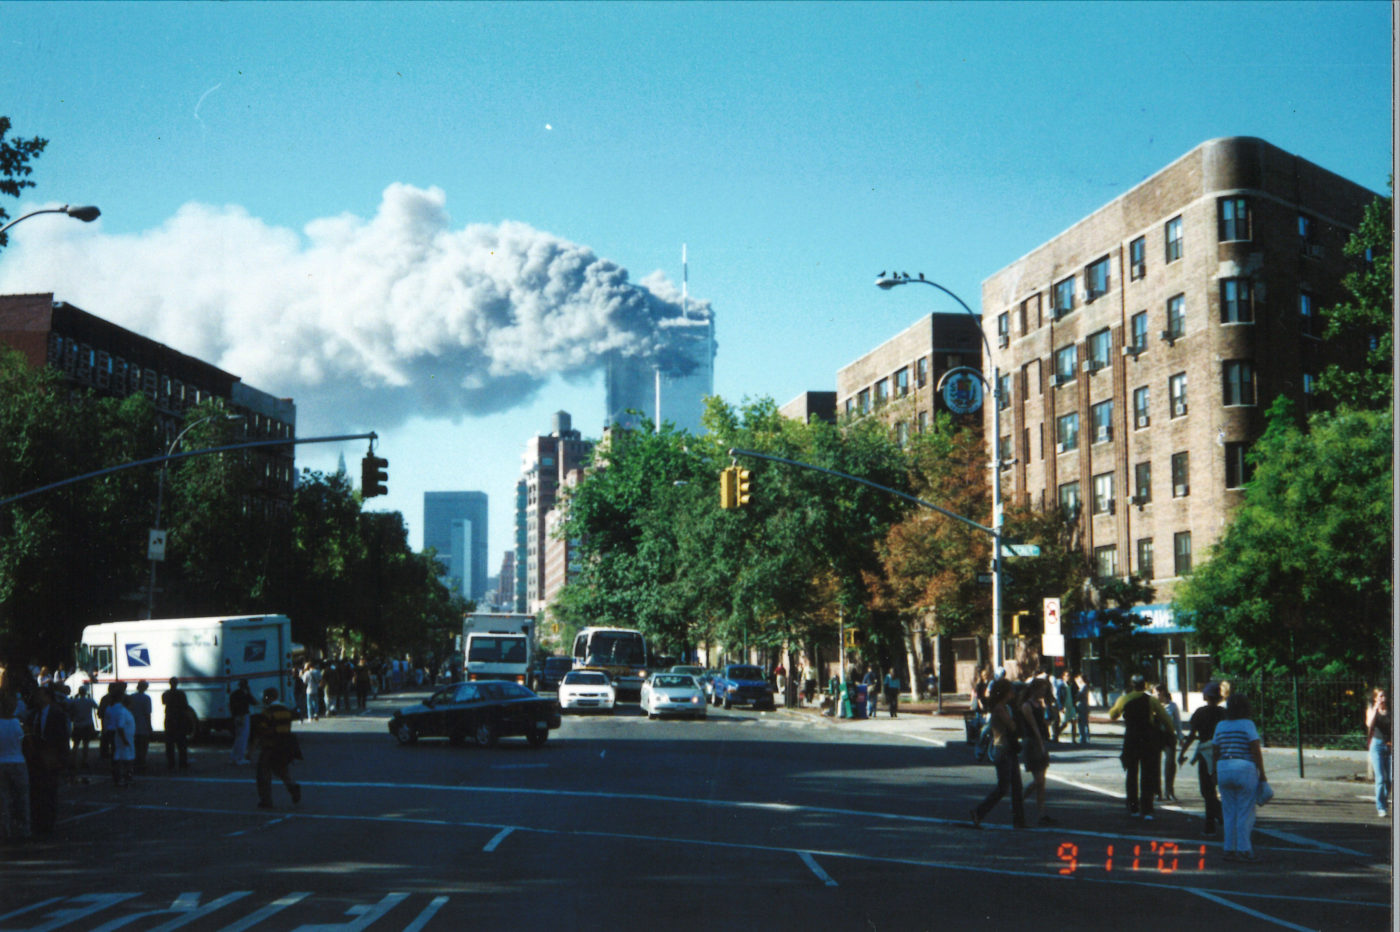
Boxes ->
[778,694,1375,791]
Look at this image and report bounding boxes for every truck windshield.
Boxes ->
[468,637,528,663]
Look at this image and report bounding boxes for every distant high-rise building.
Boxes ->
[423,492,488,602]
[605,293,715,434]
[516,411,593,614]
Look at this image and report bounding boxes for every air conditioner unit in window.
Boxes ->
[1132,492,1149,507]
[1160,329,1178,346]
[1172,401,1188,417]
[1084,291,1097,304]
[1053,306,1070,320]
[998,334,1009,349]
[1135,415,1150,429]
[1095,426,1112,443]
[1131,263,1146,279]
[1174,484,1190,498]
[1055,441,1069,454]
[1122,344,1143,359]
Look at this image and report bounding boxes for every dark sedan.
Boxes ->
[388,680,561,748]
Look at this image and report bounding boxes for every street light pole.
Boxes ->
[876,272,1006,670]
[0,204,101,239]
[146,413,243,619]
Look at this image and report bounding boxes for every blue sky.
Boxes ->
[0,1,1391,568]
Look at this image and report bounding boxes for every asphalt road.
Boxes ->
[0,689,1390,931]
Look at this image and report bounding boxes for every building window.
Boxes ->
[1137,538,1155,580]
[1165,216,1183,262]
[998,373,1011,410]
[1303,372,1318,398]
[1094,544,1119,578]
[1171,452,1190,498]
[1129,236,1146,280]
[1085,256,1110,300]
[1058,481,1081,519]
[997,312,1010,348]
[916,356,929,387]
[1086,328,1111,369]
[1130,311,1149,353]
[1022,360,1039,401]
[1166,294,1186,340]
[858,388,871,415]
[1220,278,1254,323]
[1218,196,1251,241]
[896,422,910,447]
[1223,360,1255,406]
[1091,400,1113,443]
[1169,372,1188,418]
[1054,277,1076,317]
[1092,472,1115,514]
[1299,291,1319,338]
[845,398,855,416]
[917,410,929,433]
[1134,461,1152,505]
[1020,293,1041,332]
[1224,440,1253,489]
[1056,412,1079,453]
[1174,531,1192,576]
[998,435,1011,466]
[874,378,889,406]
[1054,344,1078,385]
[1298,213,1314,242]
[1133,386,1150,429]
[895,367,910,397]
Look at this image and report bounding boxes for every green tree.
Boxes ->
[0,347,160,663]
[1175,399,1392,679]
[0,116,48,249]
[1318,189,1393,411]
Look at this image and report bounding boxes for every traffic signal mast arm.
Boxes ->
[725,447,996,538]
[0,432,379,509]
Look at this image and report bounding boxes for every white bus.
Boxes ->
[572,627,651,701]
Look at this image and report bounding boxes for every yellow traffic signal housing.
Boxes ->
[843,627,863,649]
[736,468,752,507]
[719,467,738,509]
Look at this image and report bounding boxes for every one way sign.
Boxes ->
[147,529,167,562]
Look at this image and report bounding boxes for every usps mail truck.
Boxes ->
[66,615,294,735]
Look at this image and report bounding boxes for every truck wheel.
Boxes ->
[473,718,498,748]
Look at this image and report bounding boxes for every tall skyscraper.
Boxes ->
[423,492,488,602]
[515,411,593,613]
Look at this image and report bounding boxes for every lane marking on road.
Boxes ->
[215,892,311,932]
[798,851,839,887]
[164,777,1357,857]
[1188,889,1318,931]
[896,734,947,748]
[400,896,448,932]
[112,802,1388,914]
[483,827,515,852]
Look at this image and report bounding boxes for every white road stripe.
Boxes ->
[401,896,449,932]
[215,893,312,932]
[483,827,515,852]
[798,851,839,886]
[1189,889,1319,931]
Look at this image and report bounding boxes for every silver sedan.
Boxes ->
[641,673,707,720]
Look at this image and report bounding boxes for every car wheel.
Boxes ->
[393,721,417,746]
[526,726,548,748]
[473,718,498,748]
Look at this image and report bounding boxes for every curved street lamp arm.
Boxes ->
[0,204,101,237]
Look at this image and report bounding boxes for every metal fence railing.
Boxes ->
[1221,674,1377,750]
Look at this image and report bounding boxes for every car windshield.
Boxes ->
[653,675,694,689]
[728,666,764,681]
[564,672,609,686]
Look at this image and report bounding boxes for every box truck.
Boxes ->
[65,615,295,735]
[461,612,536,686]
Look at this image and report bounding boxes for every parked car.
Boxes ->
[642,673,707,720]
[711,664,775,710]
[537,656,575,692]
[388,680,560,748]
[669,664,712,699]
[558,669,616,713]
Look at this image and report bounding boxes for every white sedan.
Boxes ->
[641,673,707,720]
[558,670,616,713]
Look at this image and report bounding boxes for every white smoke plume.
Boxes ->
[0,184,712,428]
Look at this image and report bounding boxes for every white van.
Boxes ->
[65,615,295,735]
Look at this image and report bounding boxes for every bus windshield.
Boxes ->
[578,631,646,667]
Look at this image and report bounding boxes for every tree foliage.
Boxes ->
[1175,399,1392,679]
[1318,189,1393,411]
[0,116,48,249]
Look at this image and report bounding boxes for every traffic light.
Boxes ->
[719,467,738,509]
[736,468,752,507]
[361,454,389,498]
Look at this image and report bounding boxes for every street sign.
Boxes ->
[977,574,993,584]
[1043,597,1061,635]
[1042,597,1063,655]
[147,529,167,562]
[1004,544,1040,557]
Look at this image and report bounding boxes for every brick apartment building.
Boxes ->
[0,293,297,514]
[515,411,593,614]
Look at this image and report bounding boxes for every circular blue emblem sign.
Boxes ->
[941,369,984,415]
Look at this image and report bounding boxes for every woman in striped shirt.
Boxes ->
[1213,694,1267,862]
